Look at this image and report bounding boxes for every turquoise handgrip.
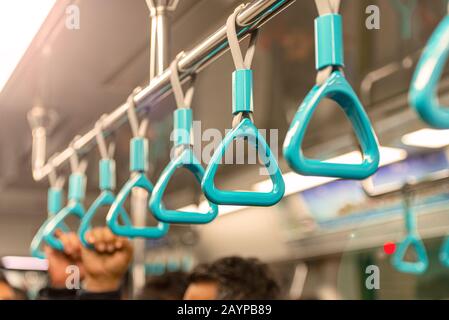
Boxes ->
[283,71,380,179]
[150,148,219,224]
[173,109,193,147]
[106,173,170,238]
[68,173,86,202]
[43,201,85,251]
[130,137,149,172]
[79,190,132,248]
[315,14,344,70]
[409,15,449,129]
[99,159,116,191]
[47,187,63,215]
[202,117,285,206]
[233,69,253,114]
[392,234,429,274]
[440,237,449,268]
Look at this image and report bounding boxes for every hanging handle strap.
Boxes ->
[68,137,87,202]
[47,154,65,216]
[226,4,259,71]
[283,0,379,180]
[391,192,429,274]
[226,5,259,120]
[149,54,218,224]
[43,138,87,252]
[127,88,150,172]
[170,53,196,150]
[79,115,129,248]
[314,0,344,85]
[95,115,117,191]
[106,89,168,239]
[30,155,67,259]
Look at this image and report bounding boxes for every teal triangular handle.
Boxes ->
[43,202,85,251]
[409,15,449,129]
[150,148,218,224]
[283,71,380,179]
[30,220,52,259]
[439,236,449,268]
[31,189,69,258]
[392,234,429,274]
[30,218,70,259]
[106,174,170,238]
[79,191,132,248]
[202,118,285,206]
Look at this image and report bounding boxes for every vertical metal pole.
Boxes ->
[131,0,173,299]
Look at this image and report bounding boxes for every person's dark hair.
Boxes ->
[189,256,280,300]
[139,271,189,300]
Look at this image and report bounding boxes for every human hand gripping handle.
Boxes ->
[81,227,133,293]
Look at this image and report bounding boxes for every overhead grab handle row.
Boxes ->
[30,1,387,250]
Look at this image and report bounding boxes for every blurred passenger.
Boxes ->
[39,227,133,300]
[139,271,189,300]
[184,256,280,300]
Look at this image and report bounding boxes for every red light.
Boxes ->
[383,242,396,255]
